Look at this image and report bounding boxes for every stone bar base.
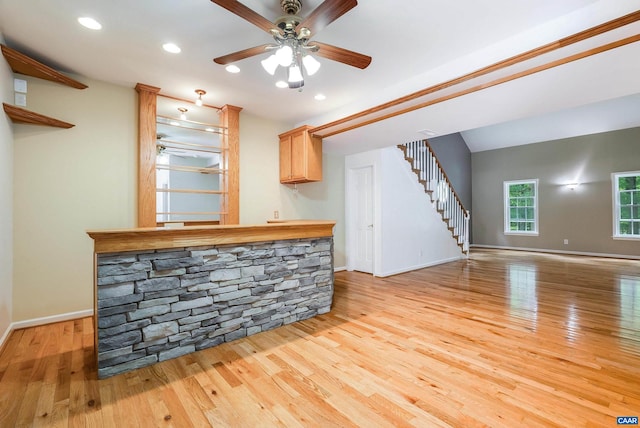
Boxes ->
[96,237,333,378]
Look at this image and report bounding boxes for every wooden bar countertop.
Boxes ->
[87,221,336,254]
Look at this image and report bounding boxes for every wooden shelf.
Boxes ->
[3,103,74,128]
[1,44,84,128]
[1,44,87,89]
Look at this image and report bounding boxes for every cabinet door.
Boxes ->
[279,136,292,182]
[290,131,306,180]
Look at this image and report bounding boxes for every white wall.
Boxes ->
[239,112,291,224]
[379,147,462,275]
[0,33,14,345]
[13,76,137,322]
[239,112,346,268]
[346,147,462,277]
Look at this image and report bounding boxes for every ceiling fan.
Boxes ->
[211,0,372,89]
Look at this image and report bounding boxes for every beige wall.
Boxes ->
[239,112,346,267]
[11,79,346,323]
[472,127,640,256]
[13,76,137,321]
[0,33,14,338]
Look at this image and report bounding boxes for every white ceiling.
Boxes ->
[1,0,639,154]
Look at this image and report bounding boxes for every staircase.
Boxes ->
[398,140,470,254]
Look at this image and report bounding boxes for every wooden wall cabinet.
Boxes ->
[279,125,322,184]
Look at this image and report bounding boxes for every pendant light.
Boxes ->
[194,89,206,106]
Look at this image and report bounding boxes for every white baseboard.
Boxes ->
[0,309,94,351]
[0,323,12,351]
[334,266,347,273]
[470,244,640,260]
[11,309,94,330]
[376,255,463,277]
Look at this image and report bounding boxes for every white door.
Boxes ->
[353,166,374,273]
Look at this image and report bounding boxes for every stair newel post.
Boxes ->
[464,212,470,254]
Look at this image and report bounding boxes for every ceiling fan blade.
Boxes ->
[210,0,277,33]
[298,0,357,34]
[214,44,272,65]
[312,42,371,69]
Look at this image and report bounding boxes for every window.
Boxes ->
[504,179,538,235]
[612,171,640,238]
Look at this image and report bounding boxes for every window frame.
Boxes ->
[612,171,640,240]
[504,179,539,236]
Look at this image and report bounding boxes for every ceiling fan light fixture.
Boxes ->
[288,64,303,83]
[288,80,304,89]
[211,0,370,90]
[178,107,188,120]
[261,54,279,75]
[276,45,293,67]
[275,80,288,88]
[302,54,321,76]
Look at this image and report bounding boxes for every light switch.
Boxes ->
[14,78,27,93]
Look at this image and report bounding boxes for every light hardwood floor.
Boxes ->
[1,249,639,427]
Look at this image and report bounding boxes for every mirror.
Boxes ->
[155,96,226,225]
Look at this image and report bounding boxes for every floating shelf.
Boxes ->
[3,103,74,128]
[1,44,87,89]
[1,44,85,128]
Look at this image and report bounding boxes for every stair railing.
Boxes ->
[398,140,470,254]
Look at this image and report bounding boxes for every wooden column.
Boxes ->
[220,104,242,225]
[135,83,160,227]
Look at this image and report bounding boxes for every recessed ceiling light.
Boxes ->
[162,43,181,54]
[205,128,215,132]
[417,129,437,137]
[314,93,326,101]
[225,65,240,73]
[78,17,102,30]
[275,81,288,89]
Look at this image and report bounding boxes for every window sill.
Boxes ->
[613,235,640,241]
[504,232,539,236]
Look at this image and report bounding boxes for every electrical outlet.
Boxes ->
[274,210,279,219]
[563,239,569,245]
